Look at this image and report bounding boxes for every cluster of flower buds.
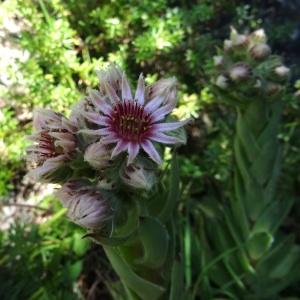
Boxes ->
[26,65,189,229]
[213,27,290,100]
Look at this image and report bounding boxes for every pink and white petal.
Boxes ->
[150,104,174,123]
[88,89,112,115]
[127,142,140,165]
[141,140,163,165]
[104,82,120,104]
[101,135,119,145]
[82,111,111,126]
[49,132,74,141]
[55,140,76,152]
[151,119,191,132]
[111,140,129,158]
[149,132,179,144]
[135,73,145,105]
[144,96,164,113]
[79,127,113,136]
[122,72,132,101]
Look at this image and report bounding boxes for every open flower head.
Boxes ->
[56,180,111,229]
[26,109,77,181]
[77,65,189,165]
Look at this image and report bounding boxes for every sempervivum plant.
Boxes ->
[25,64,189,300]
[193,28,300,300]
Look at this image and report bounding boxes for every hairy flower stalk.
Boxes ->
[26,109,77,181]
[56,180,111,229]
[77,65,189,165]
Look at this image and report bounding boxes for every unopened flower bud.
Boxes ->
[250,44,271,60]
[213,56,224,67]
[265,82,281,96]
[229,64,251,82]
[120,162,155,190]
[294,90,300,100]
[215,75,229,89]
[26,109,77,181]
[274,65,290,80]
[230,27,248,47]
[56,180,111,229]
[84,141,112,170]
[250,29,267,44]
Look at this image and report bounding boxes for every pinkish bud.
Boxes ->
[274,65,290,79]
[146,77,178,108]
[215,75,229,89]
[250,44,271,60]
[26,109,77,181]
[230,27,248,47]
[84,141,112,170]
[120,162,155,190]
[229,64,251,82]
[56,180,111,229]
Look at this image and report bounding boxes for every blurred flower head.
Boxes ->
[77,65,189,165]
[26,109,77,181]
[56,180,111,229]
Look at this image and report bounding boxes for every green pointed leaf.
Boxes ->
[158,153,180,222]
[169,259,185,300]
[247,232,273,260]
[135,216,169,269]
[104,246,166,300]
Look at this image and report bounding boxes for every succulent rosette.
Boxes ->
[56,180,111,229]
[26,109,77,181]
[75,65,189,165]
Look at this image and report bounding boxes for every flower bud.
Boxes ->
[120,162,155,190]
[146,77,178,108]
[294,90,300,100]
[250,44,271,60]
[265,82,281,96]
[213,56,224,67]
[230,27,248,47]
[215,75,229,89]
[229,64,251,82]
[274,65,290,80]
[56,180,111,229]
[26,109,77,181]
[84,141,112,170]
[250,29,267,44]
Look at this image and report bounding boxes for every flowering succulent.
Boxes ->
[76,65,189,165]
[56,180,111,229]
[26,109,77,181]
[212,28,290,101]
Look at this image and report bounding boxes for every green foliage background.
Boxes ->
[0,0,300,299]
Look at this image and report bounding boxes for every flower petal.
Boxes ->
[151,119,191,132]
[135,73,145,105]
[141,140,162,165]
[111,140,129,158]
[127,142,140,165]
[149,132,179,144]
[150,104,174,123]
[122,72,132,101]
[144,96,164,113]
[104,82,120,104]
[88,89,112,115]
